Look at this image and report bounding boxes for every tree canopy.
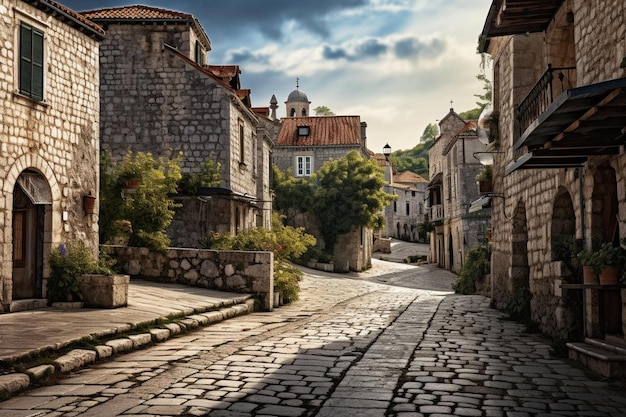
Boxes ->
[314,105,335,116]
[273,151,396,253]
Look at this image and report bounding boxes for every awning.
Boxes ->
[427,172,443,189]
[469,196,491,214]
[480,0,564,42]
[507,77,626,173]
[17,173,52,205]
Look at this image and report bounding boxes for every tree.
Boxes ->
[100,151,182,252]
[272,166,314,223]
[312,151,396,252]
[459,70,493,120]
[314,105,335,116]
[420,123,439,150]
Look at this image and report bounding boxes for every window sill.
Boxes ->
[13,91,48,109]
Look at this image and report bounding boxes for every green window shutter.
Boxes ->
[19,23,32,96]
[31,28,44,100]
[19,22,44,101]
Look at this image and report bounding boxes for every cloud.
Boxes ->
[321,36,446,62]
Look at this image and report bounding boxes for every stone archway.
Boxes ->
[590,162,621,337]
[12,171,52,300]
[551,187,583,341]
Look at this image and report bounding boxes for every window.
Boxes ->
[239,121,245,164]
[296,156,312,176]
[297,126,310,136]
[406,202,410,216]
[195,40,205,65]
[19,22,44,101]
[393,201,397,212]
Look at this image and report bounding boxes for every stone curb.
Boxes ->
[0,299,255,398]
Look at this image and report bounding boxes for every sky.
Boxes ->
[62,0,493,153]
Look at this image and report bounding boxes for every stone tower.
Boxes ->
[285,80,310,117]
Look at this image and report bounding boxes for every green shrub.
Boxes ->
[47,241,112,303]
[453,246,491,294]
[199,214,316,304]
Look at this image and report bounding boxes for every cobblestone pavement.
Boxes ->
[1,266,625,417]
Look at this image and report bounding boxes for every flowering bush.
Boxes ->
[48,241,115,304]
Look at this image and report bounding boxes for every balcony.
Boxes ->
[430,204,444,222]
[517,65,576,137]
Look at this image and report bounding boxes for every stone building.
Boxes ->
[273,89,373,271]
[479,0,626,369]
[427,109,490,272]
[0,0,104,311]
[380,162,428,243]
[80,5,276,246]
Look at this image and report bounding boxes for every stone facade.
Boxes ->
[427,111,490,272]
[83,6,276,246]
[382,167,428,243]
[0,0,103,311]
[108,246,274,311]
[481,0,626,342]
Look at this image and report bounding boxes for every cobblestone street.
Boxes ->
[1,262,625,416]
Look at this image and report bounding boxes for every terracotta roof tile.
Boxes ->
[81,4,194,20]
[206,65,241,78]
[394,171,428,184]
[277,116,363,147]
[25,0,105,38]
[81,5,210,50]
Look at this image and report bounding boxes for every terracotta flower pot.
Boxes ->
[599,264,620,286]
[583,265,598,285]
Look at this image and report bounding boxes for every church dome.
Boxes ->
[287,89,309,103]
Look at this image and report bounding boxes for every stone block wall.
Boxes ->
[107,246,274,310]
[0,1,101,307]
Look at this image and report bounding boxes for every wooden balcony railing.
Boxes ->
[430,204,444,222]
[516,65,576,137]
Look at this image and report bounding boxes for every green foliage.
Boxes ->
[389,143,430,177]
[459,71,493,120]
[506,286,536,331]
[199,215,316,305]
[479,165,492,181]
[314,105,335,116]
[596,242,626,266]
[272,166,315,222]
[312,151,396,252]
[453,246,491,294]
[47,241,111,303]
[178,155,221,195]
[100,151,182,252]
[578,248,603,276]
[274,261,303,303]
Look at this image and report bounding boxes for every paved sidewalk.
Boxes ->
[0,280,252,361]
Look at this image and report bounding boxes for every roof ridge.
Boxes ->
[81,4,194,20]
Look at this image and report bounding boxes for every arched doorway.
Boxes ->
[551,187,583,341]
[590,163,621,337]
[12,171,52,300]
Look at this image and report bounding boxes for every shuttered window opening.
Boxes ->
[19,22,44,101]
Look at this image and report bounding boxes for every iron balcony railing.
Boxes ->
[516,65,576,137]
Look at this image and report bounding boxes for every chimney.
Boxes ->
[360,121,367,147]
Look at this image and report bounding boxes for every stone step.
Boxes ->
[9,299,48,312]
[0,299,255,397]
[567,339,626,379]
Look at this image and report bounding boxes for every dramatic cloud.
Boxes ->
[322,36,445,62]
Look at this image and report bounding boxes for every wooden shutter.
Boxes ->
[19,22,44,100]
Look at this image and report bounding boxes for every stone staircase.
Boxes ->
[567,337,626,379]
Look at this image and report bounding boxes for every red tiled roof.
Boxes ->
[394,171,428,184]
[251,107,270,118]
[371,153,390,167]
[277,116,363,147]
[81,4,194,20]
[25,0,105,38]
[206,65,241,78]
[81,5,210,49]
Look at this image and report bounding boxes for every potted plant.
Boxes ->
[578,249,601,285]
[478,166,493,194]
[595,243,625,285]
[48,241,129,308]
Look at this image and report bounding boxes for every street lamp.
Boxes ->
[383,143,391,160]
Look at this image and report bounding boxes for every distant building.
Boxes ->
[81,5,277,246]
[0,0,104,311]
[273,88,373,271]
[427,109,490,272]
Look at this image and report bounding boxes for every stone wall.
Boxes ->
[273,145,368,175]
[0,1,101,308]
[107,246,274,311]
[486,0,626,340]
